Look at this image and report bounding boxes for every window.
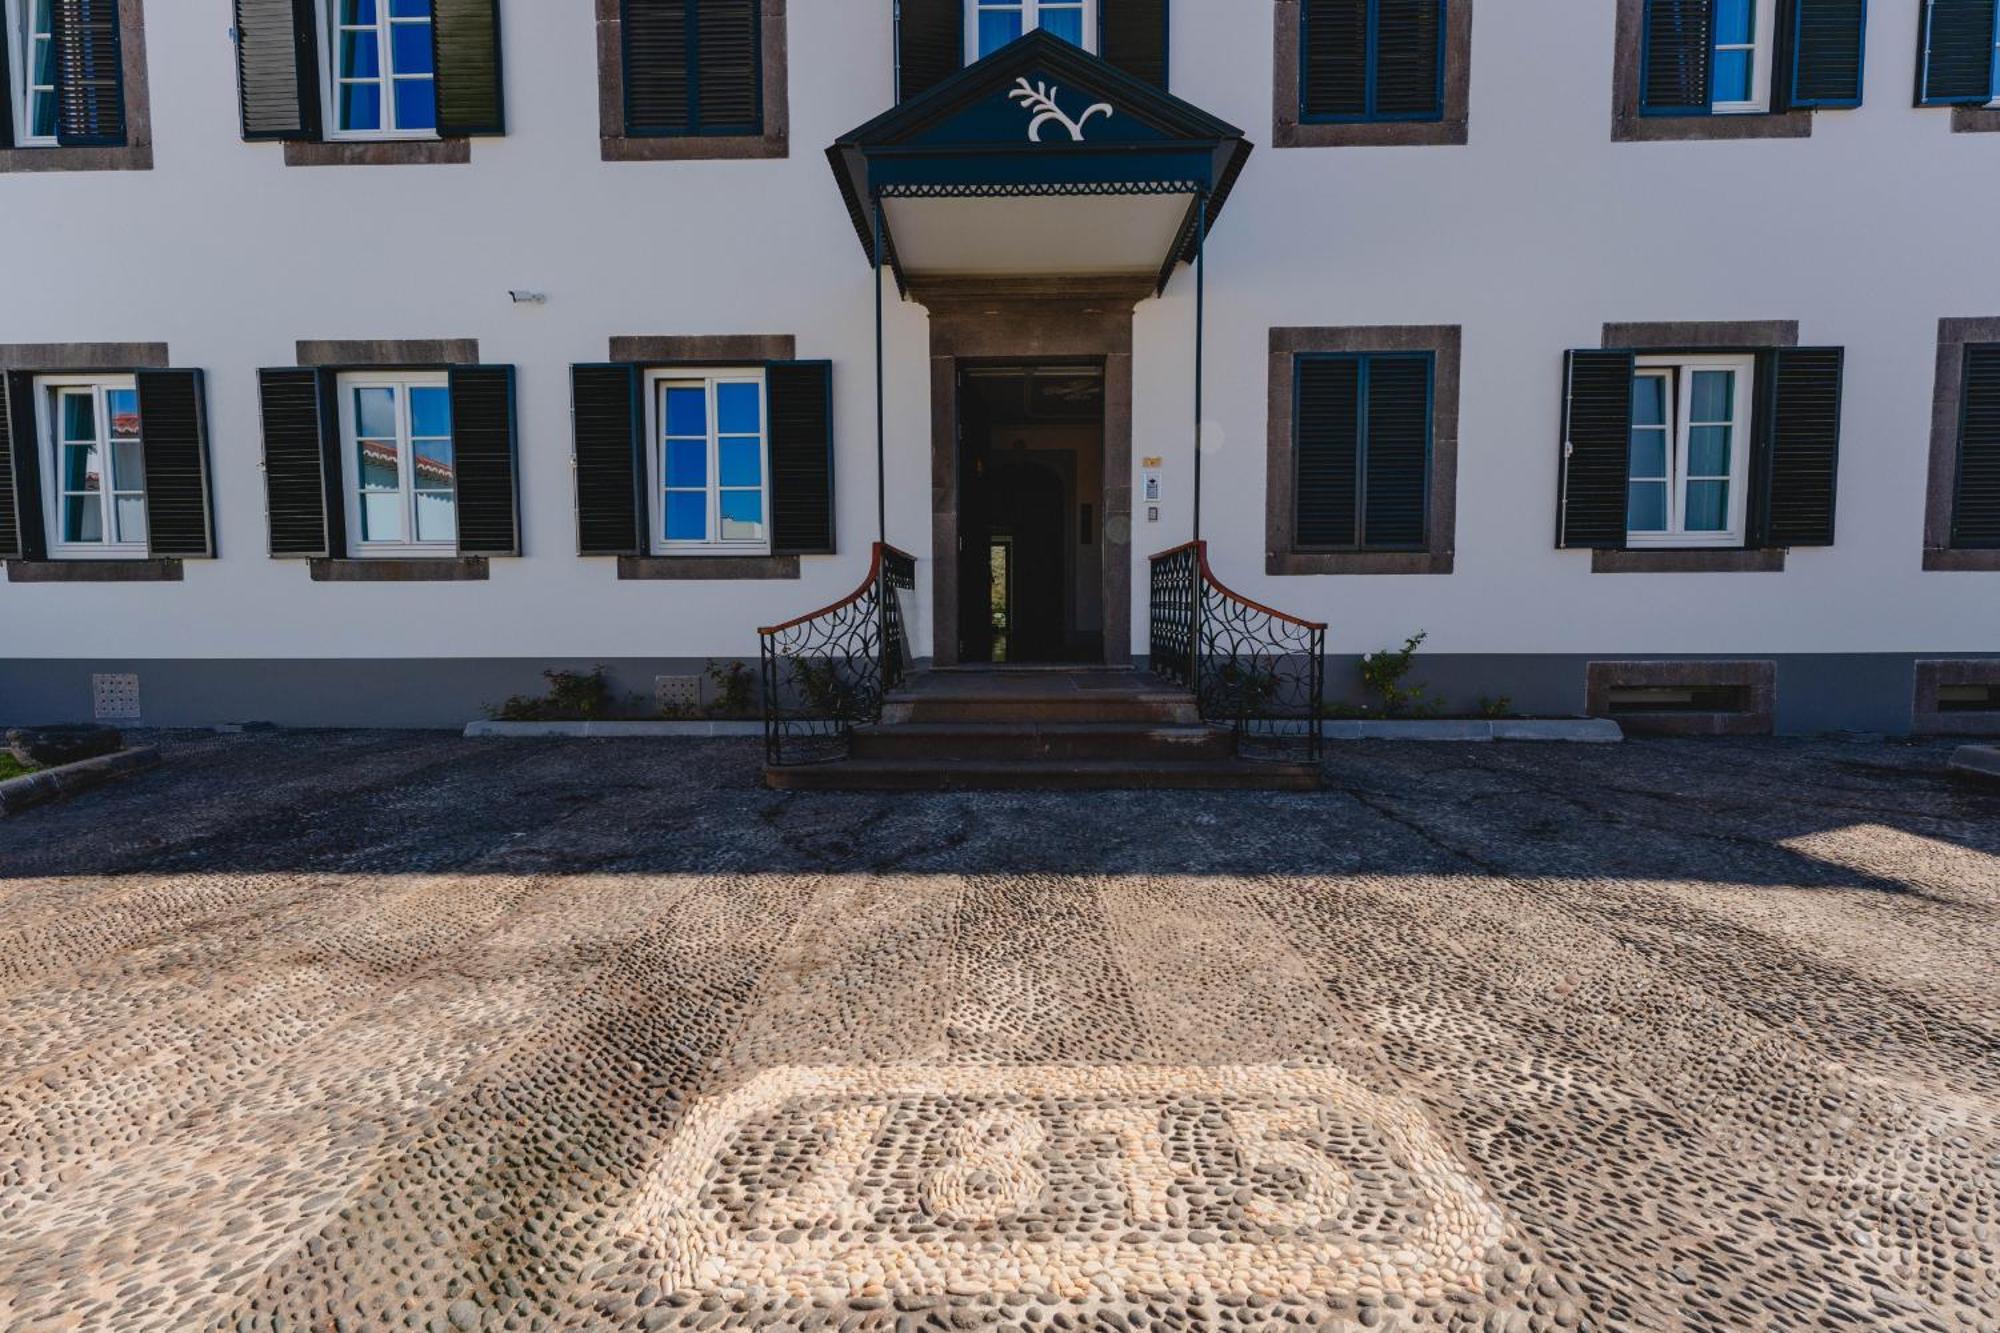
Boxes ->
[1948,344,2000,549]
[1707,0,1774,111]
[1293,352,1434,551]
[1918,0,2000,107]
[36,376,145,558]
[1638,0,1777,116]
[320,0,437,139]
[337,373,456,555]
[969,0,1094,62]
[1299,0,1447,124]
[3,0,55,146]
[648,369,769,554]
[1625,356,1753,547]
[619,0,764,139]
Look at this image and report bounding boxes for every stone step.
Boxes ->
[763,758,1322,793]
[850,722,1236,763]
[881,693,1200,726]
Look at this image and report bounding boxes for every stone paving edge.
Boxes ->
[0,745,163,816]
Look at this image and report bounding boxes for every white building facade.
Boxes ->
[4,0,2000,734]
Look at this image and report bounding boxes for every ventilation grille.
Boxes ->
[656,674,702,718]
[93,673,141,721]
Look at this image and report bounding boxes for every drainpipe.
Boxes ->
[1192,189,1209,544]
[873,194,888,547]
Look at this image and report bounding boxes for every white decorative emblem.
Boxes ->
[1008,77,1114,142]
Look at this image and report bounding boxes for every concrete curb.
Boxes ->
[1947,745,2000,779]
[0,746,163,816]
[1322,719,1624,743]
[464,719,765,739]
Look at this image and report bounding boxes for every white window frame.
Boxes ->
[644,368,772,557]
[316,0,439,142]
[4,0,57,148]
[1710,0,1777,115]
[966,0,1097,63]
[1627,354,1754,549]
[1990,1,2000,109]
[337,371,458,558]
[36,374,146,561]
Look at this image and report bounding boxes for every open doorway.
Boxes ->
[956,363,1106,665]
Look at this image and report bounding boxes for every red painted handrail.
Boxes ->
[1149,540,1327,632]
[758,542,917,637]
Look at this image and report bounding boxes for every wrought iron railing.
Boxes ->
[1149,541,1326,763]
[759,543,917,766]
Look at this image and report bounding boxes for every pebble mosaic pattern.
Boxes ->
[0,729,1994,1332]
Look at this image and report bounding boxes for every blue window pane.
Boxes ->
[388,0,430,17]
[719,490,764,540]
[1628,428,1668,480]
[664,387,706,438]
[1687,426,1731,477]
[355,387,396,439]
[666,439,706,488]
[414,436,453,490]
[1038,7,1084,46]
[1712,50,1752,102]
[1685,480,1729,531]
[393,78,436,130]
[1713,0,1754,44]
[1630,376,1666,428]
[339,29,380,78]
[1627,481,1668,533]
[361,492,403,543]
[62,443,100,490]
[339,0,377,23]
[341,82,382,131]
[63,495,102,543]
[30,0,50,33]
[716,382,760,435]
[409,386,451,438]
[106,388,139,436]
[115,495,146,545]
[719,439,762,488]
[665,492,707,541]
[358,440,400,490]
[1690,370,1734,422]
[31,35,53,83]
[30,89,55,138]
[111,441,145,490]
[60,393,95,442]
[978,8,1024,57]
[415,490,456,543]
[390,21,434,75]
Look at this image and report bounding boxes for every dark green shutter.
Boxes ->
[572,364,645,556]
[0,13,15,149]
[1363,355,1432,547]
[258,368,339,558]
[434,0,506,137]
[233,0,322,140]
[767,360,836,555]
[52,0,125,146]
[1300,0,1369,120]
[623,0,692,134]
[1918,0,1997,104]
[1101,0,1169,89]
[1760,348,1843,547]
[0,372,44,561]
[1374,0,1445,118]
[448,365,519,556]
[623,0,760,135]
[1951,345,2000,549]
[695,0,761,132]
[136,370,217,559]
[1294,356,1360,548]
[1641,0,1714,115]
[1786,0,1866,108]
[1559,351,1637,549]
[898,0,963,102]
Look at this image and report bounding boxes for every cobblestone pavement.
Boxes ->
[1,731,1996,1333]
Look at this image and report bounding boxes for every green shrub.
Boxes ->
[1359,631,1439,719]
[705,660,756,718]
[489,667,618,722]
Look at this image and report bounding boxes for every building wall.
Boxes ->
[3,3,1998,730]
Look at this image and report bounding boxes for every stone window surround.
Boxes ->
[293,338,493,582]
[1586,658,1776,736]
[1590,319,1798,573]
[0,341,175,583]
[283,140,472,169]
[1924,317,2000,572]
[1951,107,2000,135]
[0,0,151,173]
[1266,324,1460,577]
[1271,0,1473,149]
[596,0,789,162]
[1913,659,2000,735]
[608,333,801,581]
[1609,0,1812,143]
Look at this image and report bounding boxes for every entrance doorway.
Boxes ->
[956,363,1106,665]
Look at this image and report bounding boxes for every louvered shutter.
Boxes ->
[695,0,761,132]
[1101,0,1169,89]
[135,370,217,559]
[0,372,45,561]
[898,0,963,102]
[1786,0,1866,108]
[233,0,321,140]
[1363,355,1432,547]
[1950,346,2000,549]
[767,360,836,556]
[1760,348,1843,547]
[1641,0,1715,114]
[623,0,692,134]
[1374,0,1445,118]
[623,0,760,135]
[1559,351,1637,549]
[448,365,519,555]
[1294,356,1360,548]
[0,16,15,149]
[434,0,506,137]
[1300,0,1369,120]
[258,368,340,558]
[572,364,645,556]
[1918,0,1997,104]
[52,0,125,146]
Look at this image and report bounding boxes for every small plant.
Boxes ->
[789,659,863,722]
[1476,694,1515,720]
[705,659,756,719]
[489,667,618,722]
[1359,631,1439,719]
